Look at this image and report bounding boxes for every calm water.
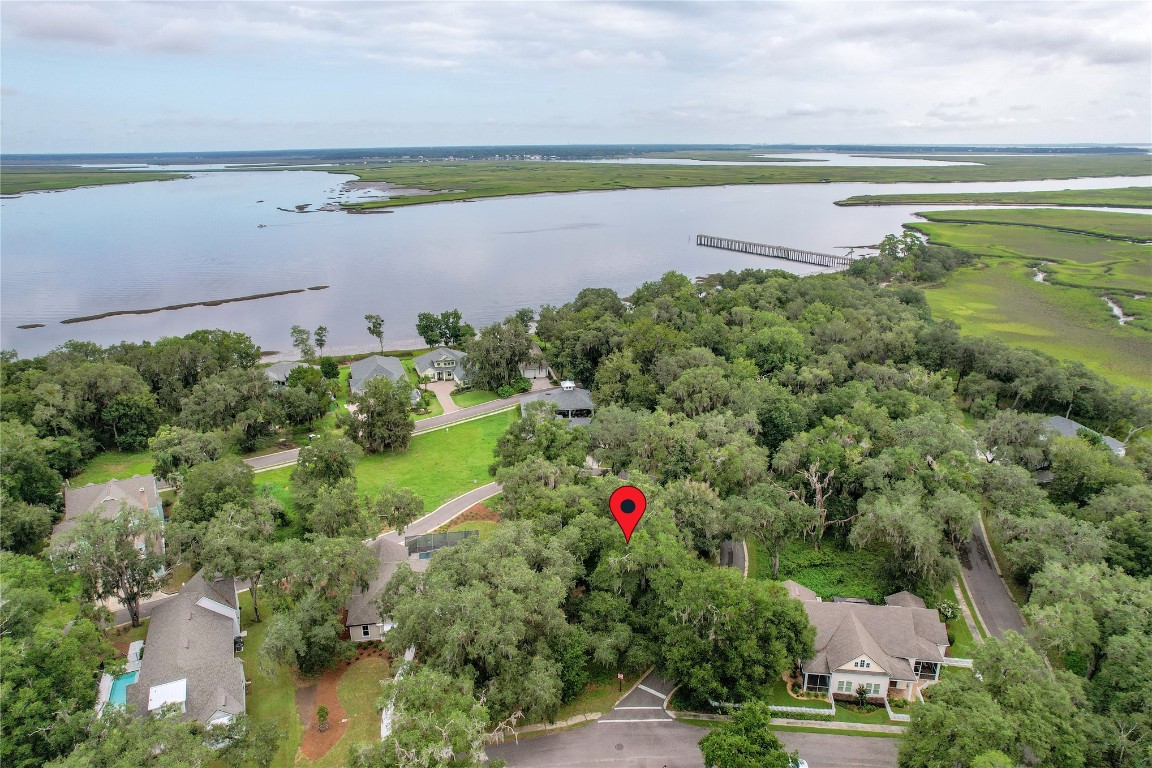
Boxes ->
[2,170,1148,357]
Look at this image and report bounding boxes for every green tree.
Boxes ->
[148,426,225,488]
[261,590,353,677]
[0,420,64,505]
[365,484,424,535]
[660,567,813,707]
[172,457,254,526]
[53,505,167,627]
[199,498,277,622]
[491,400,590,472]
[43,705,210,768]
[176,367,274,451]
[365,313,385,354]
[305,478,374,538]
[0,494,55,555]
[1,619,113,768]
[349,666,497,768]
[291,432,362,507]
[339,375,415,453]
[728,484,816,579]
[318,356,340,380]
[290,324,316,361]
[463,317,531,391]
[314,325,328,357]
[698,700,795,768]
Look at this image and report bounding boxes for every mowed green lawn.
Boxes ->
[70,451,154,486]
[237,589,302,768]
[450,389,500,408]
[304,655,392,768]
[258,408,516,515]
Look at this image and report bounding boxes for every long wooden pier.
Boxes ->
[696,234,853,268]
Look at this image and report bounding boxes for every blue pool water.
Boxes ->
[109,671,138,707]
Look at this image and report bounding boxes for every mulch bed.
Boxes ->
[297,644,390,761]
[433,502,501,533]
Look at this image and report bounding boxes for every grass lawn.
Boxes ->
[451,389,500,408]
[924,257,1152,389]
[161,562,194,594]
[446,520,499,540]
[939,585,978,660]
[545,669,646,725]
[259,408,516,516]
[750,538,893,603]
[237,588,302,768]
[831,704,899,725]
[71,451,154,485]
[763,677,832,710]
[304,656,392,768]
[107,618,150,655]
[767,724,903,739]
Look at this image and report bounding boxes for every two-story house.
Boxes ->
[412,348,468,385]
[55,475,166,574]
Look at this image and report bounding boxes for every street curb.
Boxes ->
[953,577,987,643]
[975,511,1003,578]
[251,460,298,474]
[612,665,656,712]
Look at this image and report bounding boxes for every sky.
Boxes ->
[1,0,1150,153]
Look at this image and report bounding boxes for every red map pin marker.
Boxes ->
[609,485,647,543]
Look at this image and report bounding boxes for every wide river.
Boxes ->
[2,163,1148,357]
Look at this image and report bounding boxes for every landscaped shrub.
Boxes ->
[776,709,834,722]
[935,599,960,621]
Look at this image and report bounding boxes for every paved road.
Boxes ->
[389,482,501,540]
[599,672,675,723]
[719,539,746,576]
[239,388,553,473]
[488,718,897,768]
[959,523,1026,639]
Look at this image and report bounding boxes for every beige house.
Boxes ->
[412,348,467,385]
[55,475,166,574]
[345,536,430,642]
[786,582,949,701]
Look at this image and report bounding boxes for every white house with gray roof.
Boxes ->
[349,355,420,405]
[263,360,318,386]
[794,588,949,702]
[519,381,594,426]
[125,569,245,726]
[412,348,468,385]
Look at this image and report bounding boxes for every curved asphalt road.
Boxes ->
[959,523,1027,639]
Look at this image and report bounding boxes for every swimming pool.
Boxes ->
[108,671,138,707]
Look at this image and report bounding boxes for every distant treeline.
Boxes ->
[4,143,1147,168]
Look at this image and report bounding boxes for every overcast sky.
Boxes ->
[1,1,1149,153]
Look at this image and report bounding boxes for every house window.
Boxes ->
[866,683,882,696]
[853,659,871,669]
[361,625,371,638]
[836,680,853,694]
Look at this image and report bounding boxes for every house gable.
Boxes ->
[838,654,885,674]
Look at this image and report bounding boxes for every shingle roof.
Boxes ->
[783,580,819,602]
[264,361,318,384]
[520,386,594,415]
[348,355,420,404]
[1044,415,1125,456]
[412,348,466,374]
[345,536,430,627]
[125,570,244,725]
[56,475,160,539]
[885,591,927,609]
[802,601,948,682]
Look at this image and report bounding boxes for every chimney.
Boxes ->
[139,488,148,508]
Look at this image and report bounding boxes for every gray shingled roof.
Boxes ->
[802,601,948,682]
[264,361,318,384]
[412,348,466,374]
[125,570,244,725]
[1044,415,1125,456]
[520,386,594,417]
[56,475,160,539]
[885,591,927,609]
[345,536,431,627]
[349,355,420,404]
[783,580,819,602]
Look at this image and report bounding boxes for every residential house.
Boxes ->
[55,475,166,573]
[1043,415,1125,456]
[412,348,467,385]
[125,569,245,726]
[519,381,594,426]
[519,342,550,379]
[349,355,420,405]
[345,536,430,642]
[263,360,318,386]
[793,588,949,701]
